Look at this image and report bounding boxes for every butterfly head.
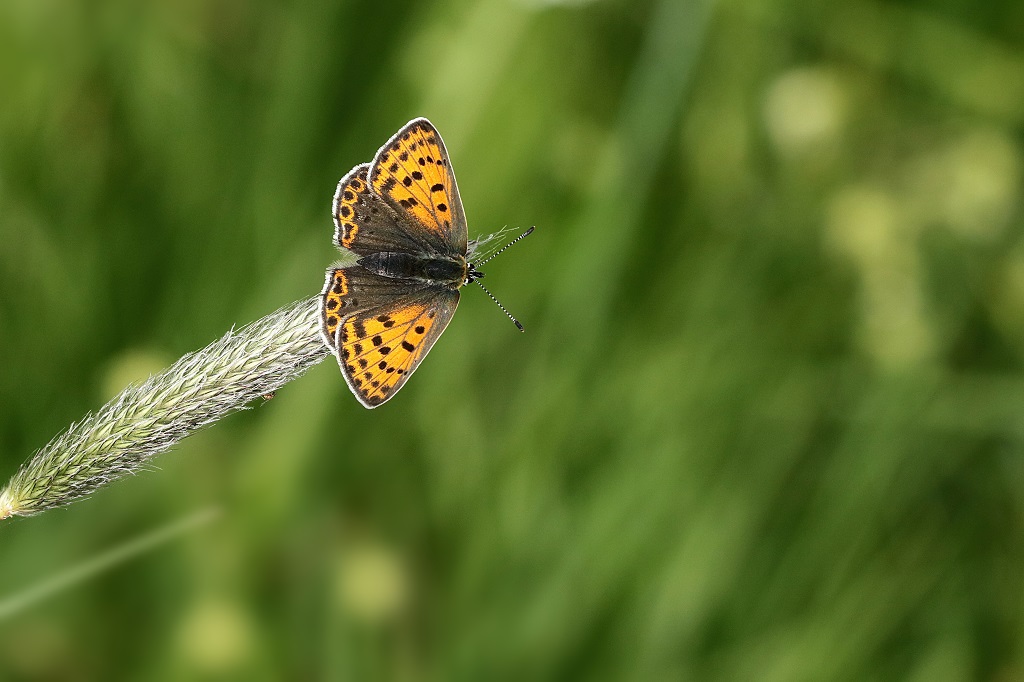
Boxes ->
[464,262,484,286]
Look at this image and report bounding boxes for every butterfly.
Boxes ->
[320,118,532,408]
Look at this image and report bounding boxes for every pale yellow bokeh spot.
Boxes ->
[335,542,409,624]
[904,128,1021,241]
[826,184,934,369]
[941,130,1020,239]
[177,598,254,674]
[859,267,935,369]
[826,184,910,265]
[764,67,847,155]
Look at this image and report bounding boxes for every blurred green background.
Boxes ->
[2,0,1024,678]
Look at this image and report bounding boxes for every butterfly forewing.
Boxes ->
[333,164,449,256]
[334,286,459,408]
[369,118,468,256]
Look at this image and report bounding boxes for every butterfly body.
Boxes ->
[356,251,470,289]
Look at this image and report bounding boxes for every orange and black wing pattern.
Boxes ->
[320,267,356,350]
[331,287,459,408]
[369,118,468,256]
[333,163,449,257]
[322,118,471,407]
[319,266,433,350]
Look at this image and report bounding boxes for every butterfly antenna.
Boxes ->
[474,226,535,268]
[474,280,525,332]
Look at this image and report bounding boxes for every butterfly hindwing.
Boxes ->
[320,265,437,350]
[333,163,449,257]
[369,118,468,256]
[333,285,459,408]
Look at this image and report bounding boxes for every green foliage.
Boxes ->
[1,0,1023,678]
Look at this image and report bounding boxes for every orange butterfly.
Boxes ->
[320,118,532,407]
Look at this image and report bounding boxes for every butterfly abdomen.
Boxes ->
[357,252,466,287]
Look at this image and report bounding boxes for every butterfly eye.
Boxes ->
[465,265,483,285]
